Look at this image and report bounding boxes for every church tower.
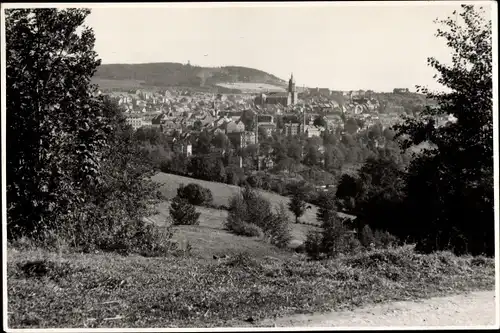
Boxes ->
[288,73,297,105]
[288,73,296,93]
[212,94,218,117]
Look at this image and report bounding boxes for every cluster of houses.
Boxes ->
[101,77,428,159]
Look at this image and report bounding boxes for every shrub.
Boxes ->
[176,183,213,206]
[373,230,398,249]
[226,251,263,270]
[305,214,360,260]
[56,214,177,257]
[225,194,249,232]
[321,216,357,258]
[241,187,274,230]
[305,230,323,260]
[268,203,292,248]
[225,166,245,186]
[344,232,363,254]
[230,221,264,238]
[246,174,263,188]
[288,192,307,224]
[132,223,179,257]
[225,187,290,248]
[169,196,200,226]
[359,225,376,249]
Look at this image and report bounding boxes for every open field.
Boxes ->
[215,82,287,93]
[91,78,149,90]
[7,246,494,328]
[144,202,313,260]
[152,172,325,225]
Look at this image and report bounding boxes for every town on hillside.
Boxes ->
[100,73,451,176]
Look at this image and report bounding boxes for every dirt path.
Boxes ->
[259,290,497,328]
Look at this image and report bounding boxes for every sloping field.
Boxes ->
[145,200,318,260]
[151,172,320,224]
[216,82,286,93]
[92,77,148,90]
[148,172,355,259]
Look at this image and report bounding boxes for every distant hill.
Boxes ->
[92,62,287,92]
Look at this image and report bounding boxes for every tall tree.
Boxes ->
[194,130,212,154]
[6,9,108,238]
[287,139,303,162]
[394,5,493,255]
[313,116,327,128]
[212,132,230,151]
[240,109,255,131]
[193,119,203,131]
[344,118,359,134]
[288,183,307,223]
[354,157,407,237]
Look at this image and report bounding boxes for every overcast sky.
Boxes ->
[81,2,493,92]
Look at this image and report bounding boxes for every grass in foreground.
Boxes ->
[7,245,494,328]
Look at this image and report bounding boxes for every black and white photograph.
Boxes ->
[1,1,498,330]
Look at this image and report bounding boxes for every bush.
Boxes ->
[271,182,285,195]
[268,203,292,248]
[225,194,249,232]
[52,215,177,257]
[169,196,200,226]
[373,230,398,249]
[321,216,358,258]
[305,215,360,260]
[230,221,264,238]
[225,166,244,186]
[241,187,274,229]
[176,183,213,206]
[359,225,376,249]
[225,187,291,248]
[246,174,263,188]
[305,230,323,260]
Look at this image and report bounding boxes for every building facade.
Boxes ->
[284,123,303,137]
[125,116,145,130]
[255,73,298,107]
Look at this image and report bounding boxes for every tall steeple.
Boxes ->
[288,73,296,93]
[288,72,297,106]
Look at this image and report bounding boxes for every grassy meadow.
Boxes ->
[7,172,496,329]
[152,172,332,225]
[147,202,307,261]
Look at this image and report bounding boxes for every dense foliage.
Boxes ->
[169,195,201,226]
[394,5,493,255]
[305,195,360,260]
[6,8,107,238]
[6,9,172,255]
[225,187,291,248]
[176,183,214,207]
[94,63,285,89]
[287,182,308,223]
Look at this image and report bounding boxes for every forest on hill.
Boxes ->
[93,62,287,91]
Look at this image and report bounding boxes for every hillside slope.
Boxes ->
[93,62,287,91]
[151,172,355,225]
[151,172,320,224]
